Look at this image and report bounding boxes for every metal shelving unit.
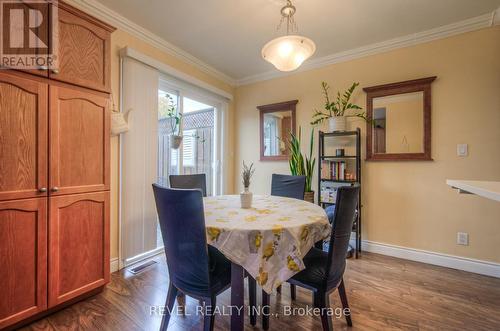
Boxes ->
[318,128,362,258]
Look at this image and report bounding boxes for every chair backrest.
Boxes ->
[169,174,207,197]
[152,184,212,296]
[271,174,306,200]
[325,186,360,288]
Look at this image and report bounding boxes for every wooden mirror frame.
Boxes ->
[257,100,298,161]
[364,77,436,161]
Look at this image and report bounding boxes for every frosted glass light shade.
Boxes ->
[262,35,316,72]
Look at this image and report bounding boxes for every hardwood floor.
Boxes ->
[19,252,500,331]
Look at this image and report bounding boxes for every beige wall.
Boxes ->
[109,29,236,259]
[234,27,500,263]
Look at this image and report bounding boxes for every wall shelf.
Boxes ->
[318,128,362,258]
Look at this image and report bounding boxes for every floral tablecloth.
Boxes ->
[204,195,331,294]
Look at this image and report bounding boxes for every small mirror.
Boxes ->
[364,77,436,161]
[257,100,297,161]
[372,91,424,154]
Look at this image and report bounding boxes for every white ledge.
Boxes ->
[447,180,500,202]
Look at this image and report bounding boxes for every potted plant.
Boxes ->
[241,161,255,208]
[289,127,316,203]
[163,94,183,149]
[311,82,366,132]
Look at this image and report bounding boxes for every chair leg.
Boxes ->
[160,283,178,331]
[262,290,270,330]
[290,284,296,301]
[176,292,185,315]
[203,297,216,331]
[277,285,282,294]
[338,279,353,326]
[248,277,257,326]
[313,292,333,331]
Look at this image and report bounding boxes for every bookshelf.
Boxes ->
[318,128,362,258]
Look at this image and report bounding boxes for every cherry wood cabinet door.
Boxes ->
[0,198,47,329]
[0,72,48,201]
[49,85,110,196]
[48,191,110,307]
[50,3,112,92]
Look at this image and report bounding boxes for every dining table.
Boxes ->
[203,194,331,331]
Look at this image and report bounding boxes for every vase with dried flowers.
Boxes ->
[240,161,255,208]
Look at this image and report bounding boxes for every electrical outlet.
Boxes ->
[457,144,468,157]
[457,232,469,246]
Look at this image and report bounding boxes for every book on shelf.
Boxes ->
[321,160,353,181]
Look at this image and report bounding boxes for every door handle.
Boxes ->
[51,187,59,192]
[52,69,59,74]
[38,187,47,193]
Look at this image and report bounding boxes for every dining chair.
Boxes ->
[270,174,305,298]
[152,185,256,330]
[169,173,207,197]
[262,186,360,331]
[270,174,306,200]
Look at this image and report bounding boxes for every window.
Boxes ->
[157,77,226,196]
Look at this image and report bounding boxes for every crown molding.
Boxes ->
[236,11,497,86]
[64,0,237,87]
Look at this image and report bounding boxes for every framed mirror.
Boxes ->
[257,100,297,161]
[364,77,436,161]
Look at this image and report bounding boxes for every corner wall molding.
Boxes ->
[236,12,497,86]
[64,0,237,87]
[362,240,500,279]
[493,7,500,26]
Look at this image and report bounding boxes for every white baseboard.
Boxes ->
[361,240,500,278]
[110,257,119,273]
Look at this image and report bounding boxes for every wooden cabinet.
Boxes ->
[0,198,47,329]
[49,86,110,195]
[0,1,49,77]
[0,1,113,328]
[50,3,113,92]
[0,73,48,201]
[48,192,109,307]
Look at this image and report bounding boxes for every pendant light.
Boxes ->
[261,0,316,72]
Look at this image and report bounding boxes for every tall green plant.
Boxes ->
[289,127,316,192]
[311,82,367,125]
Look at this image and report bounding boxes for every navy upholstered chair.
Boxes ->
[169,174,207,197]
[270,174,306,200]
[152,185,256,330]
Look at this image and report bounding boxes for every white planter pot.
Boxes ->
[329,116,347,132]
[240,188,253,209]
[170,135,183,149]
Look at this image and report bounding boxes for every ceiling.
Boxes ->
[96,0,500,81]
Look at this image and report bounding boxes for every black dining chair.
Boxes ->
[268,174,306,304]
[152,185,256,330]
[262,186,359,331]
[270,174,306,200]
[169,174,207,197]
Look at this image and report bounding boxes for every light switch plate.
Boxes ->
[457,144,468,157]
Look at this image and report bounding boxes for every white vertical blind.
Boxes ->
[121,57,160,264]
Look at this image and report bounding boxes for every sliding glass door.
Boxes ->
[157,80,224,196]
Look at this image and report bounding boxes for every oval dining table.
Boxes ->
[203,194,331,331]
